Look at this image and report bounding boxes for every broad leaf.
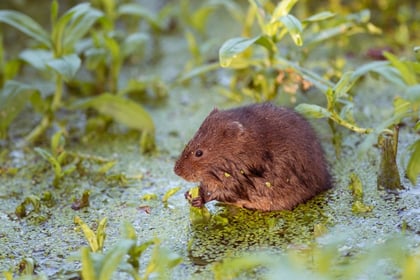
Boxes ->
[279,14,303,46]
[0,10,51,48]
[72,94,155,153]
[303,11,335,23]
[383,51,417,85]
[98,239,135,280]
[0,81,37,138]
[19,49,53,72]
[118,3,160,29]
[80,247,96,280]
[405,85,420,104]
[352,61,406,88]
[272,0,298,19]
[47,54,81,81]
[63,4,103,50]
[121,32,149,59]
[219,36,260,67]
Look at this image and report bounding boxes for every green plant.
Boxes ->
[0,0,161,153]
[296,51,420,188]
[217,0,377,102]
[212,235,420,280]
[78,221,182,280]
[0,1,101,143]
[75,216,108,253]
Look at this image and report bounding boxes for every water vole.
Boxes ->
[174,103,332,211]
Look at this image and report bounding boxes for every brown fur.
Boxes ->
[174,103,332,211]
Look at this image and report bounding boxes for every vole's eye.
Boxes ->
[195,150,203,157]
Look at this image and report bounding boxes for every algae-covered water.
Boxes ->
[1,83,419,279]
[1,0,420,279]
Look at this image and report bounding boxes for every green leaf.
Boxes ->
[51,3,102,55]
[46,54,81,81]
[74,216,100,252]
[303,11,335,23]
[72,93,155,138]
[348,173,363,199]
[19,49,53,72]
[0,10,51,48]
[414,46,420,62]
[178,62,220,83]
[407,140,420,185]
[162,186,181,203]
[118,3,160,30]
[80,247,96,280]
[272,0,298,19]
[121,32,149,59]
[0,81,37,138]
[34,147,62,180]
[279,14,303,46]
[97,217,108,253]
[98,239,135,280]
[404,84,420,103]
[63,4,103,50]
[295,103,331,119]
[352,61,406,88]
[383,51,417,85]
[304,22,355,46]
[333,71,358,98]
[219,36,260,67]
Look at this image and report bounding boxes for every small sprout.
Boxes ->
[41,191,55,208]
[15,204,27,219]
[141,193,158,200]
[240,169,245,174]
[348,173,373,214]
[15,195,41,218]
[97,161,117,174]
[224,172,231,178]
[106,173,129,186]
[0,166,18,176]
[18,257,36,275]
[162,186,181,204]
[352,201,373,213]
[74,216,107,253]
[72,190,90,210]
[265,181,272,188]
[348,173,363,200]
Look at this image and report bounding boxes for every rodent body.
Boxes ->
[174,103,332,211]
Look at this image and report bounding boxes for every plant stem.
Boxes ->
[25,114,51,144]
[330,112,372,134]
[51,74,63,112]
[25,74,63,144]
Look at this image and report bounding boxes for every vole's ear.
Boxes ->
[209,108,219,115]
[224,121,245,137]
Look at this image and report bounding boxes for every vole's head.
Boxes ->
[174,108,246,182]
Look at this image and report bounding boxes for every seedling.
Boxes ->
[74,216,108,253]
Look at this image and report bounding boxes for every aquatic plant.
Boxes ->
[76,221,182,280]
[215,0,419,186]
[0,0,160,152]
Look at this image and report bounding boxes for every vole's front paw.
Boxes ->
[191,197,204,207]
[185,187,205,207]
